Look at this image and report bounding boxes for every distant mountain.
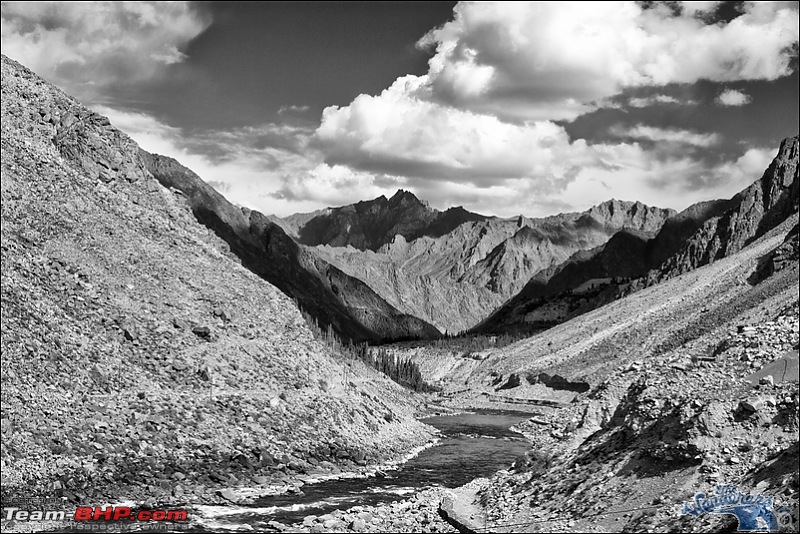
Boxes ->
[477,136,799,335]
[141,153,440,343]
[304,198,674,333]
[279,189,488,251]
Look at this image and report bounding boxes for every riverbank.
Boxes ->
[192,411,533,531]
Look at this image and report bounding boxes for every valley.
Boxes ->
[1,47,798,534]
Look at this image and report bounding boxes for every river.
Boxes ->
[195,411,533,530]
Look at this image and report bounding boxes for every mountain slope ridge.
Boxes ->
[477,136,799,335]
[0,53,433,507]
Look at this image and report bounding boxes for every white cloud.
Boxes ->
[0,2,208,99]
[315,77,594,187]
[415,1,798,121]
[679,1,723,17]
[93,105,325,216]
[278,105,311,116]
[559,144,776,216]
[716,88,752,106]
[273,164,405,206]
[609,124,721,147]
[628,94,689,107]
[303,1,796,216]
[98,103,779,220]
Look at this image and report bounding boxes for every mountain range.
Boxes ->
[1,51,797,529]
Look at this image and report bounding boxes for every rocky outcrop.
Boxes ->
[141,153,439,343]
[752,223,800,283]
[657,136,799,279]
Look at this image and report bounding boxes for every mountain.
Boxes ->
[306,199,674,332]
[417,215,799,532]
[477,136,799,335]
[0,54,434,505]
[656,135,799,280]
[140,153,439,343]
[280,189,488,251]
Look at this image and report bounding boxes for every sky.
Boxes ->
[2,1,799,218]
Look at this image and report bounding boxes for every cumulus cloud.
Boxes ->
[716,88,752,106]
[300,1,797,215]
[609,124,720,147]
[0,2,208,99]
[315,77,595,188]
[414,1,798,121]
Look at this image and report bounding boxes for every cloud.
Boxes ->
[278,105,311,116]
[716,88,752,106]
[92,105,325,216]
[628,94,689,107]
[0,2,209,100]
[273,164,406,206]
[99,102,779,220]
[304,1,796,215]
[315,77,599,188]
[609,124,720,147]
[414,1,798,121]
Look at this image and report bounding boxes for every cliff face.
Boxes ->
[657,136,799,279]
[141,153,439,343]
[0,54,433,504]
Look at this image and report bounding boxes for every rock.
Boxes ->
[738,398,762,413]
[259,449,275,466]
[350,518,366,531]
[759,375,775,386]
[121,321,139,341]
[234,452,254,469]
[213,307,230,322]
[218,488,239,502]
[192,325,211,339]
[498,373,521,390]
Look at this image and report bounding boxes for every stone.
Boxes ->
[192,325,211,338]
[350,518,366,531]
[738,398,762,413]
[218,488,239,502]
[759,375,775,387]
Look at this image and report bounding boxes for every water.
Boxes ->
[196,411,533,530]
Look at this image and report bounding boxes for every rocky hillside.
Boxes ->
[477,138,799,335]
[141,153,439,343]
[383,208,798,533]
[309,200,673,333]
[0,54,435,507]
